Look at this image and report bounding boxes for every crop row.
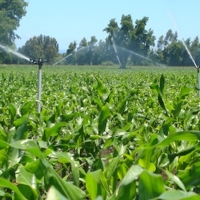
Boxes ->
[0,66,200,199]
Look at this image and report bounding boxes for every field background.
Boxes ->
[1,65,200,200]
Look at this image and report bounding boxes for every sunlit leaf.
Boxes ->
[0,178,27,200]
[157,190,200,200]
[46,186,67,200]
[98,104,111,133]
[138,170,165,200]
[160,74,165,95]
[86,170,106,200]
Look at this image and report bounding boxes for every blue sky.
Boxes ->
[15,0,200,52]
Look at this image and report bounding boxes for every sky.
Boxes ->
[15,0,200,53]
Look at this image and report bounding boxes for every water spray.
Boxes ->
[53,53,72,66]
[180,39,200,97]
[0,44,30,61]
[111,37,122,68]
[115,45,165,68]
[30,58,48,113]
[169,13,200,97]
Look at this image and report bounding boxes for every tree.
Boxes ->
[87,36,98,65]
[156,30,180,66]
[155,30,200,66]
[163,29,178,46]
[104,15,156,68]
[0,0,28,45]
[190,37,200,66]
[162,41,183,66]
[76,37,88,65]
[19,35,59,64]
[65,41,77,65]
[92,40,107,65]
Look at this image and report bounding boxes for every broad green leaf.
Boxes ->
[17,185,38,200]
[46,186,67,200]
[172,100,183,118]
[164,170,186,191]
[14,115,28,127]
[109,165,143,200]
[95,77,109,101]
[117,163,128,180]
[9,103,17,124]
[139,170,165,200]
[180,87,190,99]
[10,139,42,158]
[25,159,45,180]
[179,162,200,188]
[14,118,28,141]
[0,140,9,149]
[157,131,200,148]
[160,74,165,94]
[86,170,106,200]
[157,190,200,200]
[98,104,111,133]
[158,94,167,114]
[0,125,7,141]
[117,98,128,114]
[104,157,119,179]
[168,146,195,163]
[42,158,86,200]
[20,101,34,115]
[139,158,156,172]
[16,166,38,191]
[50,151,80,187]
[7,120,29,168]
[44,122,66,139]
[0,177,27,200]
[59,112,80,122]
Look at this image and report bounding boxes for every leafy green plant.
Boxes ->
[0,66,200,199]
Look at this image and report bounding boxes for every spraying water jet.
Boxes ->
[53,53,72,66]
[53,46,88,66]
[0,44,30,62]
[169,13,200,97]
[111,37,122,68]
[115,45,165,68]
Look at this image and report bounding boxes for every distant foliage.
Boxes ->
[0,0,28,45]
[19,35,59,64]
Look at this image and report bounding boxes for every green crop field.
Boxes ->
[0,65,200,200]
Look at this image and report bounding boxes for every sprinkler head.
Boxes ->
[30,58,48,69]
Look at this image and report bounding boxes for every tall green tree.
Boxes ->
[0,0,28,45]
[189,36,200,66]
[156,30,180,65]
[76,37,88,65]
[86,36,98,65]
[92,40,107,65]
[19,35,59,64]
[155,30,200,66]
[65,41,77,65]
[162,41,183,66]
[104,15,156,68]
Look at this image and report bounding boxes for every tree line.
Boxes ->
[0,1,200,68]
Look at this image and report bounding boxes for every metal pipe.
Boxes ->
[37,69,42,113]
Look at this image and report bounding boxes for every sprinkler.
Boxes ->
[30,58,48,113]
[30,58,48,69]
[197,66,200,98]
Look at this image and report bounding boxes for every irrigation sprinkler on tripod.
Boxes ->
[30,58,48,113]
